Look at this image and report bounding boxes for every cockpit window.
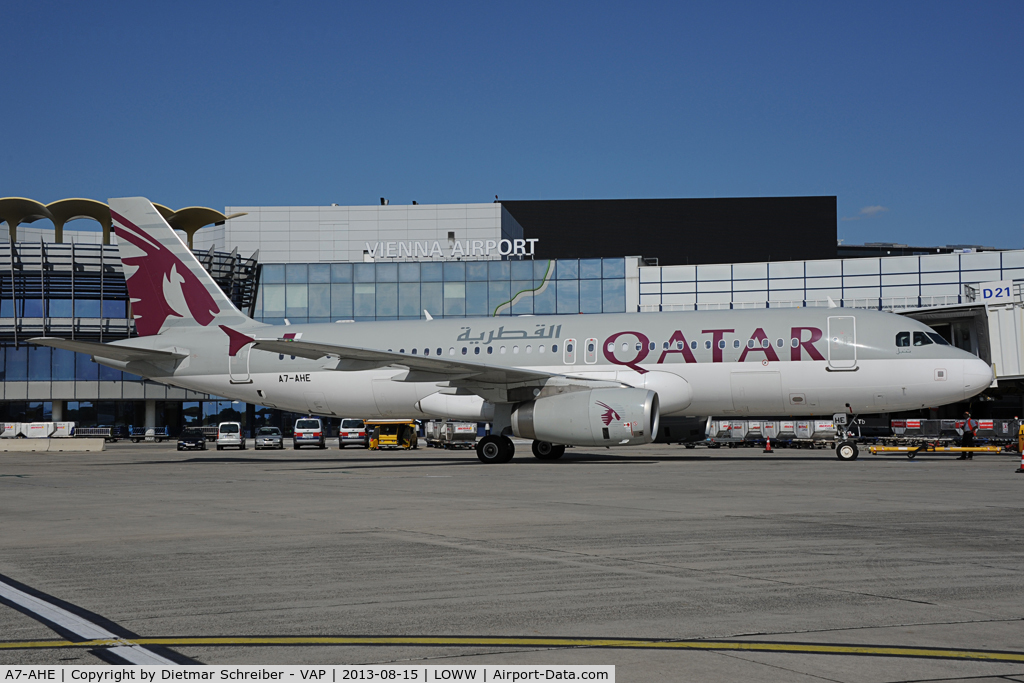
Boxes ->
[927,332,950,346]
[896,331,910,347]
[913,331,933,346]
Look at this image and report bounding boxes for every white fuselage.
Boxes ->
[127,308,992,421]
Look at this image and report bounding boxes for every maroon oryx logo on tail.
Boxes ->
[596,401,621,426]
[112,210,220,336]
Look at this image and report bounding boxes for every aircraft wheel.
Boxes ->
[476,435,513,464]
[532,440,565,461]
[836,441,859,460]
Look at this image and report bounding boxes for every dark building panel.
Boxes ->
[501,196,836,266]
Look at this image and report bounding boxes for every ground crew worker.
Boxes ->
[958,411,978,459]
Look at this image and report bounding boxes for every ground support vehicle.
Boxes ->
[705,419,831,449]
[216,422,246,450]
[338,418,368,448]
[424,421,443,448]
[130,426,169,443]
[293,418,326,449]
[3,422,76,438]
[177,427,207,451]
[835,418,1020,459]
[254,426,284,450]
[868,444,1004,459]
[425,421,477,449]
[367,419,419,450]
[200,425,218,441]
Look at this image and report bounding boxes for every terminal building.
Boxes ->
[2,195,1021,433]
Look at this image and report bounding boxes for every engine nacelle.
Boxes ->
[511,388,660,447]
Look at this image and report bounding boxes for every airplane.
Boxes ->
[29,197,994,464]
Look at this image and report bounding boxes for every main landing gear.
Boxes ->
[476,435,515,463]
[531,440,566,461]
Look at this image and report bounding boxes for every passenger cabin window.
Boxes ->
[913,331,933,346]
[563,339,576,364]
[896,332,910,347]
[585,338,598,364]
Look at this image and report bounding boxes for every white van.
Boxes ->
[216,422,246,450]
[293,418,326,449]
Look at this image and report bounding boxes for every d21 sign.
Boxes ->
[978,280,1016,302]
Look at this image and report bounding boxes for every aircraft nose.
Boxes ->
[963,358,994,399]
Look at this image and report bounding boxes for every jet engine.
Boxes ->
[511,388,659,447]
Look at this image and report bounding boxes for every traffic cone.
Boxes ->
[763,437,773,454]
[1016,450,1024,473]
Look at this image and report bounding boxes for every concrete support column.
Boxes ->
[7,219,19,244]
[53,219,65,244]
[52,400,64,422]
[101,216,112,245]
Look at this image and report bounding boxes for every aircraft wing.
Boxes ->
[28,337,188,363]
[251,337,554,385]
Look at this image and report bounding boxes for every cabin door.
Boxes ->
[827,316,857,370]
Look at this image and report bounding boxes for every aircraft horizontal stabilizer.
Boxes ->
[28,337,188,363]
[252,337,552,385]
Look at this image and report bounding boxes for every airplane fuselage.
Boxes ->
[107,308,993,422]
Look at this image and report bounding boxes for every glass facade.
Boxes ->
[0,345,144,383]
[254,258,628,323]
[0,242,254,406]
[639,250,1024,311]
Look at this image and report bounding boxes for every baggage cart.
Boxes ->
[129,426,170,443]
[437,422,478,449]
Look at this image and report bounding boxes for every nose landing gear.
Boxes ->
[836,440,859,460]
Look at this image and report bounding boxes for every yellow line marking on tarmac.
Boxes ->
[4,636,1024,662]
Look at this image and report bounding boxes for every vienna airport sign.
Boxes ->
[365,238,539,259]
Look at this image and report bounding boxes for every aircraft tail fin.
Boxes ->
[109,197,253,336]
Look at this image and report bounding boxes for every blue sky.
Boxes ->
[2,1,1021,248]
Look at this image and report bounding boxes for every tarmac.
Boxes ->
[2,439,1024,681]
